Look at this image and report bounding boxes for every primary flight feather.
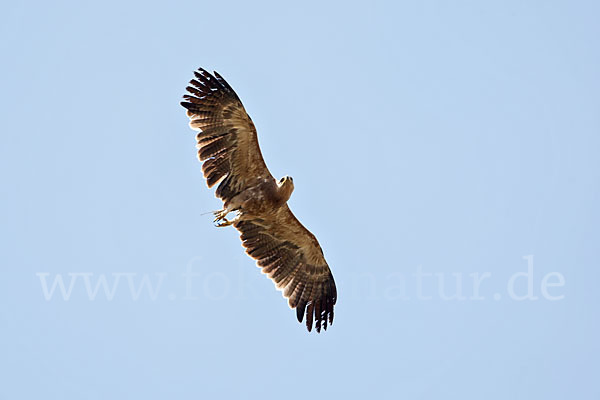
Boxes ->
[180,68,337,332]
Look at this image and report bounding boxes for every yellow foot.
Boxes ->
[213,208,239,227]
[213,209,231,227]
[213,209,228,221]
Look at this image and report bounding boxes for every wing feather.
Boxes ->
[234,206,337,332]
[181,68,272,201]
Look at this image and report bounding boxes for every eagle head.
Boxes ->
[277,176,295,202]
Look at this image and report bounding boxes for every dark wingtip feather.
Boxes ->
[296,302,306,323]
[213,70,242,102]
[314,300,322,333]
[306,302,314,332]
[322,298,328,331]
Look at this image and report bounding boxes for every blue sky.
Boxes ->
[1,0,599,399]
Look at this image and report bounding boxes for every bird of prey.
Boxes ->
[180,68,337,332]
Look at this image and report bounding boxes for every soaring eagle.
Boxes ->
[181,68,337,332]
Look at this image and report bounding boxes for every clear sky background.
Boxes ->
[1,0,599,399]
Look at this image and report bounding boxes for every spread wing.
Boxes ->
[181,68,337,332]
[234,205,337,333]
[180,68,273,202]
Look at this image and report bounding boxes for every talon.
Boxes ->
[215,219,233,227]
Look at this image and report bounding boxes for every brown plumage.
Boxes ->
[180,68,337,332]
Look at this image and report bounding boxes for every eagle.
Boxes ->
[180,68,337,332]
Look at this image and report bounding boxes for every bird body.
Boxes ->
[181,68,337,332]
[219,175,294,221]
